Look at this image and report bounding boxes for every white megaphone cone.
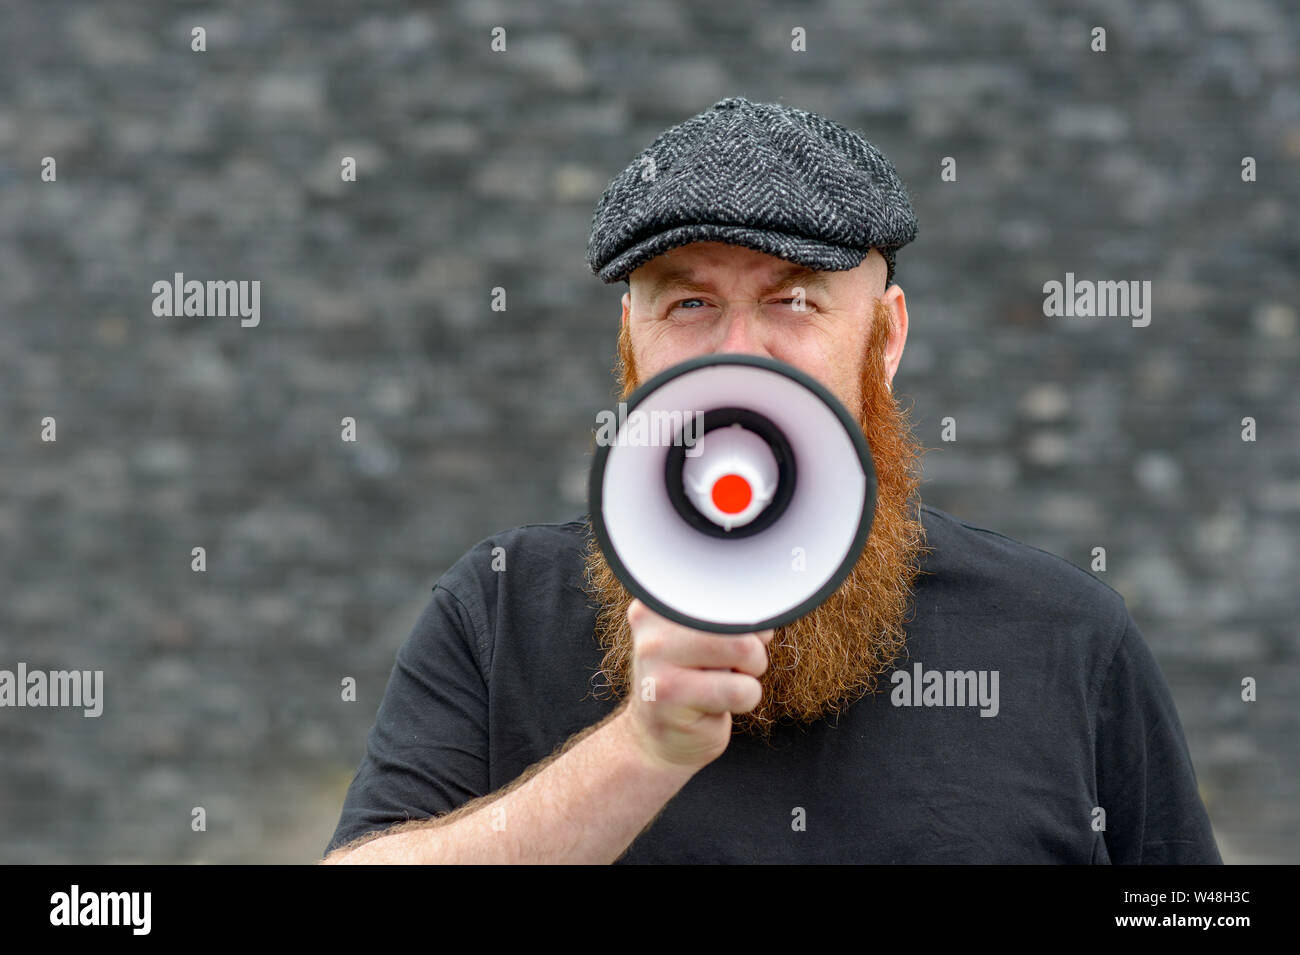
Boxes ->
[588,353,877,634]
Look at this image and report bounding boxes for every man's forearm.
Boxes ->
[322,707,695,864]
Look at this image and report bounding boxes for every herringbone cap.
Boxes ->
[586,96,917,287]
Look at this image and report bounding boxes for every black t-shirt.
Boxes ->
[326,504,1221,863]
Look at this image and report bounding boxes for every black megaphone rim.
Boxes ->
[587,352,878,634]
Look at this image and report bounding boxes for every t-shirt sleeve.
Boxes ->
[324,582,490,855]
[1094,614,1222,864]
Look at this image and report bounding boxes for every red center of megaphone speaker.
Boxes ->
[711,474,752,514]
[712,475,754,514]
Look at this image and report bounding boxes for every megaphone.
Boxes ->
[588,354,876,634]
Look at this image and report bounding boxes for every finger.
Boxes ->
[658,669,764,715]
[640,630,770,678]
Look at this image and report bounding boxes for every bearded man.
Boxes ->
[323,97,1220,864]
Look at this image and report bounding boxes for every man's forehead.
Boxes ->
[634,245,843,298]
[630,243,893,305]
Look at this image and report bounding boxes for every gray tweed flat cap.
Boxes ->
[586,96,917,288]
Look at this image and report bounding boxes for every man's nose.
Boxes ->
[716,306,768,357]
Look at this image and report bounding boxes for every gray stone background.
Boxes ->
[0,0,1296,863]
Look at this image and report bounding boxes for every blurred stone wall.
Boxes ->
[0,0,1295,862]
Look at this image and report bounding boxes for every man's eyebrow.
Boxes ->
[644,263,834,302]
[759,265,833,296]
[644,266,710,303]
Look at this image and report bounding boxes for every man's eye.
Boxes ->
[670,298,712,314]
